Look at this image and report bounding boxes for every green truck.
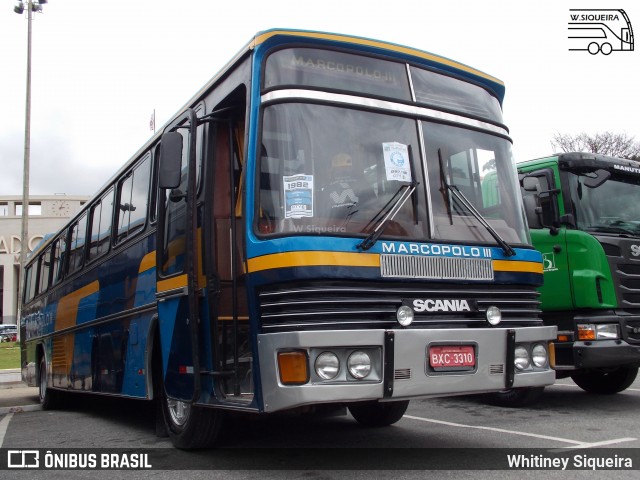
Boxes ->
[516,152,640,393]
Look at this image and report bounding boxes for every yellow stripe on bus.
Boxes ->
[138,251,156,274]
[492,260,543,274]
[247,251,380,273]
[157,274,188,292]
[53,280,100,375]
[251,30,504,86]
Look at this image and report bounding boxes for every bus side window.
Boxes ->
[68,213,88,275]
[88,188,114,261]
[38,246,52,295]
[23,263,37,303]
[51,233,67,285]
[117,155,151,243]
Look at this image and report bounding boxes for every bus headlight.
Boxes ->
[396,306,414,326]
[347,351,372,379]
[531,343,548,368]
[514,345,530,370]
[315,352,340,380]
[486,306,502,326]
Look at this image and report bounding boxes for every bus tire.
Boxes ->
[38,356,59,410]
[482,386,544,407]
[588,42,600,55]
[160,388,224,449]
[348,400,409,427]
[570,366,638,394]
[601,42,613,55]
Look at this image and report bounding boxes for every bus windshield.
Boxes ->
[568,172,640,235]
[258,103,428,239]
[257,103,528,245]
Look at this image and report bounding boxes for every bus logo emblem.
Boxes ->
[568,9,635,55]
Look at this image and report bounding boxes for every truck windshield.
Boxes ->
[568,172,640,235]
[257,103,428,240]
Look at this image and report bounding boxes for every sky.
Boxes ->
[1,0,639,196]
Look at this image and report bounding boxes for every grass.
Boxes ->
[0,342,21,370]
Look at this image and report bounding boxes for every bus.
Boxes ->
[518,152,640,394]
[21,29,556,449]
[569,9,634,55]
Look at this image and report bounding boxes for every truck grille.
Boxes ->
[380,254,493,280]
[258,281,541,332]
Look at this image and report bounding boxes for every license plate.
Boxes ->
[428,345,475,370]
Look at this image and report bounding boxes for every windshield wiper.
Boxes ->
[587,225,637,236]
[438,149,515,257]
[356,181,417,251]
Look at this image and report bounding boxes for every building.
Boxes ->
[0,195,89,325]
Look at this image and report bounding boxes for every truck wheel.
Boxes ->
[570,366,638,394]
[348,400,409,427]
[482,387,544,407]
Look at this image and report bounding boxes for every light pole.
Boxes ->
[14,0,47,320]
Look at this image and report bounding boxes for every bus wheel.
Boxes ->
[482,387,544,407]
[570,366,638,394]
[600,43,613,55]
[160,389,224,449]
[38,356,59,410]
[348,400,409,427]
[588,42,600,55]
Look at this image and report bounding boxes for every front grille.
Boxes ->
[380,254,493,280]
[258,281,542,332]
[616,264,640,308]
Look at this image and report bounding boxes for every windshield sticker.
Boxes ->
[383,142,412,182]
[283,174,314,218]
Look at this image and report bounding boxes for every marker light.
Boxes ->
[577,324,597,341]
[278,351,309,385]
[486,306,502,326]
[315,352,340,380]
[514,346,530,370]
[396,305,414,326]
[347,351,372,379]
[531,343,548,368]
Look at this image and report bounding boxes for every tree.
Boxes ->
[551,132,640,160]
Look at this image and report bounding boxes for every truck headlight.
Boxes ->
[577,324,619,340]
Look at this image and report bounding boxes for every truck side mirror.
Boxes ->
[158,132,184,189]
[522,176,539,192]
[522,194,543,229]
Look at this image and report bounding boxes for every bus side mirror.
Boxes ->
[522,194,543,230]
[158,132,183,189]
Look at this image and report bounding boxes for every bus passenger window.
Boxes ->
[88,188,114,261]
[68,213,87,274]
[51,233,67,285]
[38,246,52,295]
[117,155,151,243]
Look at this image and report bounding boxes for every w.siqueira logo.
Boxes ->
[568,9,634,55]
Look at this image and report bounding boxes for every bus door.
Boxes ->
[156,109,202,403]
[203,115,251,402]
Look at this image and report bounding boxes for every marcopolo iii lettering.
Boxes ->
[408,298,478,313]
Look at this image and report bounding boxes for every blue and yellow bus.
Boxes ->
[21,29,556,449]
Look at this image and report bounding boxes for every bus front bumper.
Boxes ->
[257,326,556,413]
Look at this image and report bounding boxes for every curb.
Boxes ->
[0,404,42,415]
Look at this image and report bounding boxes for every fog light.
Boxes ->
[315,352,340,380]
[531,343,548,368]
[347,351,372,379]
[514,345,530,370]
[596,324,619,340]
[486,306,502,325]
[397,305,414,326]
